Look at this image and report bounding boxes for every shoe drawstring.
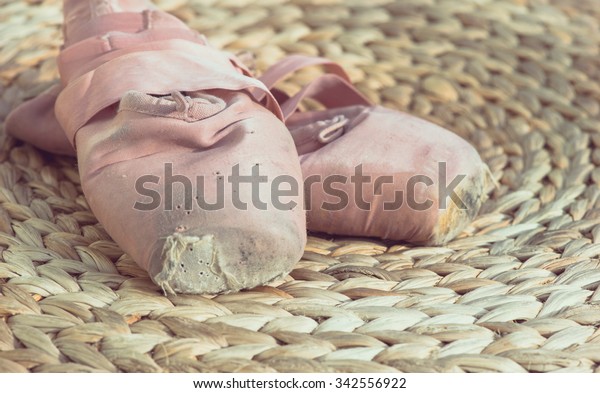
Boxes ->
[316,115,348,144]
[171,91,191,114]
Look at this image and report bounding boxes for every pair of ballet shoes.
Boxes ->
[5,7,490,294]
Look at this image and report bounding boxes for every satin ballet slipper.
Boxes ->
[6,0,307,294]
[258,55,492,245]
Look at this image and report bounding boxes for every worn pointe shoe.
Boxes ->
[6,0,306,294]
[258,55,492,245]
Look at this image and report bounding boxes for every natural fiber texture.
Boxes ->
[1,0,600,373]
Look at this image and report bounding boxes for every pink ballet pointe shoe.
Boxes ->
[7,0,306,294]
[258,55,492,245]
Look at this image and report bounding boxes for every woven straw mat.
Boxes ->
[1,0,600,373]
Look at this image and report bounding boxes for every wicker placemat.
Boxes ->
[1,0,600,373]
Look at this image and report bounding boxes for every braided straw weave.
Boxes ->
[1,0,600,373]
